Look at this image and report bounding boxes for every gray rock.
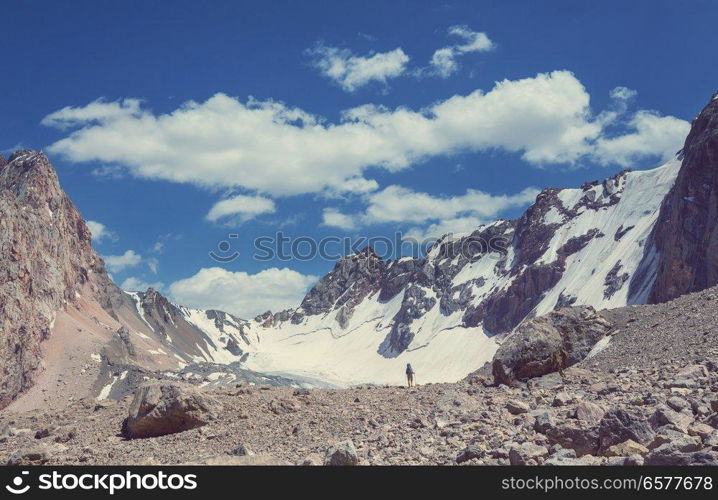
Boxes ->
[324,440,359,466]
[649,406,693,433]
[508,442,549,465]
[123,383,220,439]
[506,400,530,415]
[598,409,655,452]
[645,445,718,466]
[533,410,555,434]
[231,443,255,457]
[650,428,702,452]
[574,401,606,425]
[456,444,484,464]
[552,391,573,407]
[493,306,612,384]
[666,396,690,412]
[7,443,65,465]
[545,422,599,456]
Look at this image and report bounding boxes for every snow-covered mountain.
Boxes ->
[228,159,681,386]
[2,95,717,410]
[118,94,718,388]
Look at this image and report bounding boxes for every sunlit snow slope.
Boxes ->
[161,157,681,386]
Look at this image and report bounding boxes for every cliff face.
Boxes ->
[0,151,118,408]
[649,96,718,303]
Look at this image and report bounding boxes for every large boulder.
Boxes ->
[123,383,220,439]
[493,306,612,384]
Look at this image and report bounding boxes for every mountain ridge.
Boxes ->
[1,94,717,408]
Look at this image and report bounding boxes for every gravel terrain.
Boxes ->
[2,286,717,466]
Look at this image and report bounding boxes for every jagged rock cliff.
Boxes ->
[648,95,718,303]
[0,151,117,408]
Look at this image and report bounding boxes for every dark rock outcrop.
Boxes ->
[649,96,718,302]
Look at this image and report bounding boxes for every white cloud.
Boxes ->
[103,249,142,273]
[322,185,539,238]
[41,98,143,129]
[120,276,165,292]
[361,185,539,224]
[594,110,690,166]
[429,25,495,78]
[403,216,485,241]
[206,194,276,223]
[146,257,159,274]
[307,44,410,92]
[86,220,116,242]
[43,71,689,198]
[609,86,638,103]
[322,208,358,230]
[169,267,317,318]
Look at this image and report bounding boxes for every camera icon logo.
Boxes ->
[5,471,30,494]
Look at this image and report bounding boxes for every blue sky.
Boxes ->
[2,0,716,317]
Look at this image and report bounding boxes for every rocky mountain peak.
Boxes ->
[649,95,718,303]
[0,150,118,409]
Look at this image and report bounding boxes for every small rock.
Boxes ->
[574,401,605,425]
[604,439,649,457]
[324,440,359,466]
[300,453,323,466]
[598,409,655,452]
[508,442,549,465]
[552,392,573,407]
[506,400,530,415]
[231,443,255,457]
[666,396,690,412]
[456,444,484,464]
[649,406,693,433]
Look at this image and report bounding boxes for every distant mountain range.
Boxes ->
[1,94,716,410]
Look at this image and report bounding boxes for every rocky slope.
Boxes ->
[1,285,716,466]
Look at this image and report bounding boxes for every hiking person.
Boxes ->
[406,363,415,387]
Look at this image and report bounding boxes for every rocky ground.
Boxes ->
[2,287,717,466]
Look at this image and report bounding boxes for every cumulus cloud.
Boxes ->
[429,25,495,78]
[43,71,689,198]
[103,249,142,273]
[86,220,116,242]
[322,208,358,230]
[120,276,165,292]
[206,194,276,224]
[610,86,638,102]
[594,111,690,166]
[307,44,410,92]
[169,267,317,318]
[403,216,485,241]
[322,185,539,238]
